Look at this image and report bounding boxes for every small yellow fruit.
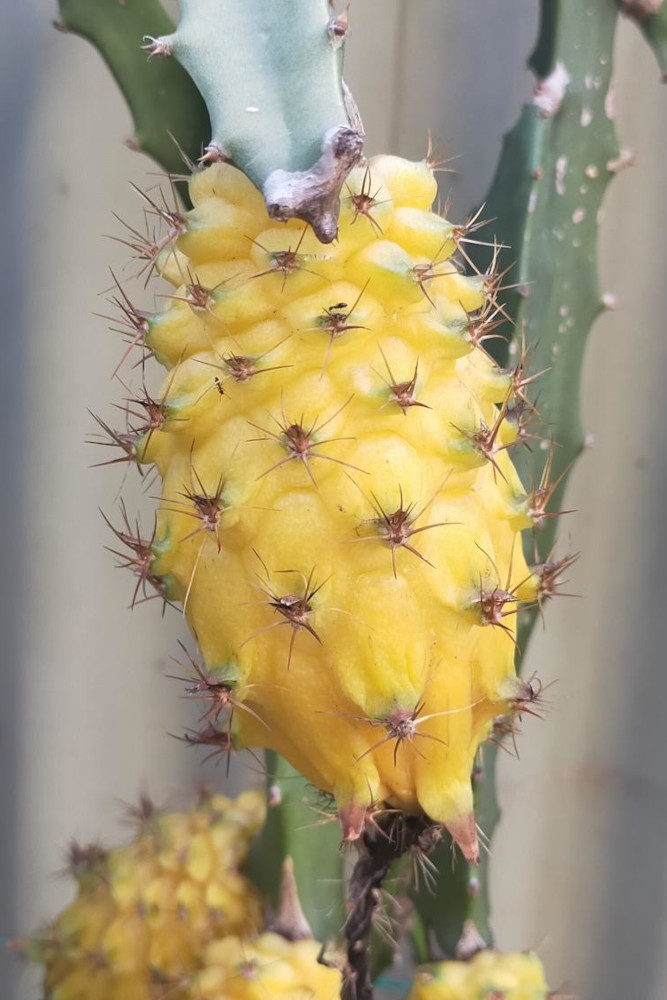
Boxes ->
[408,950,549,1000]
[28,792,264,1000]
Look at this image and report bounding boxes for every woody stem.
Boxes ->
[341,813,435,1000]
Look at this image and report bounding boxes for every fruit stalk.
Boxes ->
[341,814,438,1000]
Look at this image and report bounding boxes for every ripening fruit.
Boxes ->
[27,791,264,1000]
[108,154,547,859]
[408,950,549,999]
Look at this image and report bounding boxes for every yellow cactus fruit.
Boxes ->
[408,950,549,999]
[111,154,547,859]
[191,932,342,999]
[28,791,264,1000]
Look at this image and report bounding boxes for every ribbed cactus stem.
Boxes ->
[150,0,363,241]
[477,1,620,565]
[418,0,663,966]
[415,0,624,959]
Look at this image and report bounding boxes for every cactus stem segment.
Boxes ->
[248,753,345,943]
[159,0,364,239]
[57,0,210,179]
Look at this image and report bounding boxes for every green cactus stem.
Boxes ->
[410,758,498,961]
[246,751,344,944]
[620,1,667,76]
[56,0,209,178]
[417,0,664,963]
[146,0,364,241]
[479,2,621,565]
[415,0,624,959]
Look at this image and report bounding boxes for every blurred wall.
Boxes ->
[2,3,667,998]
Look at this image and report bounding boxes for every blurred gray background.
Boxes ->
[2,2,667,997]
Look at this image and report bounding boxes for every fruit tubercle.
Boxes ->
[145,0,364,242]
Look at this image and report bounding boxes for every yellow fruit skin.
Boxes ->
[132,155,539,845]
[408,951,549,1000]
[32,792,264,1000]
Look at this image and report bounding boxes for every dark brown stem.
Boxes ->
[341,813,438,1000]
